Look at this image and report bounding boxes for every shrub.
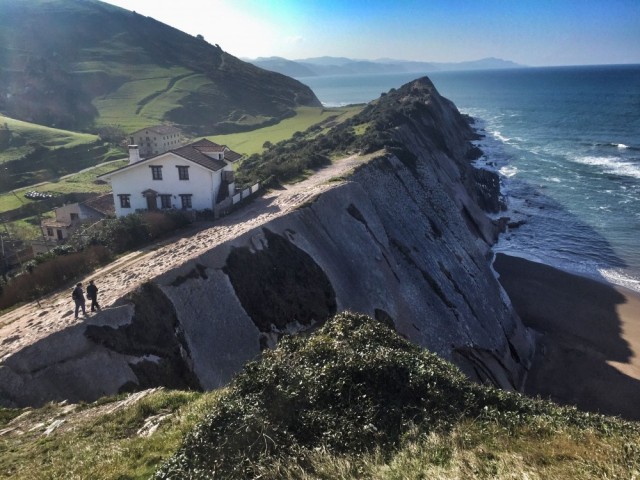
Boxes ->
[71,211,190,254]
[144,210,191,239]
[156,312,633,479]
[0,245,112,309]
[0,210,191,311]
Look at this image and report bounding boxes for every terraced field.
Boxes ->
[92,66,195,131]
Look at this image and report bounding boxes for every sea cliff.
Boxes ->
[0,78,534,407]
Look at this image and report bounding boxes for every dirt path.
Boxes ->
[0,154,370,361]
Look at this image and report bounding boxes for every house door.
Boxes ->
[56,229,63,240]
[146,194,157,211]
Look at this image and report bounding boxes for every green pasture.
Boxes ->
[138,73,208,121]
[209,105,364,155]
[92,66,193,131]
[0,104,362,242]
[0,160,126,241]
[0,115,98,165]
[0,160,126,215]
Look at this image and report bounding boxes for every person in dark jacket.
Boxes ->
[86,279,100,312]
[72,282,86,318]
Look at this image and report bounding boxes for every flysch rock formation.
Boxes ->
[0,78,535,407]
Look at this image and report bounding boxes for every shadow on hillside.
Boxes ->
[494,253,640,421]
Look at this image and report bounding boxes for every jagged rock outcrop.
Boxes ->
[0,78,534,407]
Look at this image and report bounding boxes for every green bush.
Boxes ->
[71,210,191,254]
[0,210,191,311]
[0,245,112,309]
[155,312,634,479]
[235,80,440,188]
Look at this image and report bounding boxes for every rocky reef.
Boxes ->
[0,78,534,407]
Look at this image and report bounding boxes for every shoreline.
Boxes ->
[494,253,640,421]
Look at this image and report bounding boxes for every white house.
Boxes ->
[129,125,184,158]
[98,139,242,218]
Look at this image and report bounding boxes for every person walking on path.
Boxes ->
[72,282,86,318]
[86,279,100,312]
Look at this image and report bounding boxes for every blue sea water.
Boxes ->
[299,65,640,291]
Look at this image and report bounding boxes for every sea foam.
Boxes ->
[571,155,640,179]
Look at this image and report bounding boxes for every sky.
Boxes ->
[103,0,640,66]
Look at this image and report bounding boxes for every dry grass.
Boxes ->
[251,422,640,480]
[0,389,221,480]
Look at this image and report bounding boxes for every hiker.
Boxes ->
[86,279,100,312]
[72,282,86,318]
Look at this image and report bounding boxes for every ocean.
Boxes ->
[298,65,640,292]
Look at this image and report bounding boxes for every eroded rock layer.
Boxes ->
[0,78,534,407]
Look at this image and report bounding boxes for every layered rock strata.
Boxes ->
[0,78,534,407]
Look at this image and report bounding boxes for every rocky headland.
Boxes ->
[0,78,535,407]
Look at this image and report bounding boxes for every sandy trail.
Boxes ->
[0,154,368,361]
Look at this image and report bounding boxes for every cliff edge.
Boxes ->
[0,78,534,407]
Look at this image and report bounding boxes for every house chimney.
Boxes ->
[128,145,141,164]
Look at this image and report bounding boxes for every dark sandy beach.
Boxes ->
[494,253,640,421]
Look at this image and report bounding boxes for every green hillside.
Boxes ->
[0,113,122,193]
[1,313,638,479]
[0,0,320,135]
[0,114,100,166]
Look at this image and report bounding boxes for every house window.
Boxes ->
[70,213,79,221]
[118,194,131,208]
[46,227,53,236]
[180,194,192,209]
[150,166,163,180]
[177,166,189,180]
[160,194,172,209]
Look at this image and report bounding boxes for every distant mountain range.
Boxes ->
[247,56,524,78]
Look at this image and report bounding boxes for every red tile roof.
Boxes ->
[82,194,115,216]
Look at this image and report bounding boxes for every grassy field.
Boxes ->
[2,388,638,480]
[0,160,127,215]
[209,105,364,155]
[0,115,98,165]
[0,160,126,241]
[92,66,195,132]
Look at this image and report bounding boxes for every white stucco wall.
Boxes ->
[108,153,220,217]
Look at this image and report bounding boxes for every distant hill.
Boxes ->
[0,0,321,135]
[248,56,523,77]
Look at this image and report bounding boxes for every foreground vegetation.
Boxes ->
[0,389,222,480]
[1,312,638,479]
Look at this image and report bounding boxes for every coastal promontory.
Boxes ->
[0,77,534,407]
